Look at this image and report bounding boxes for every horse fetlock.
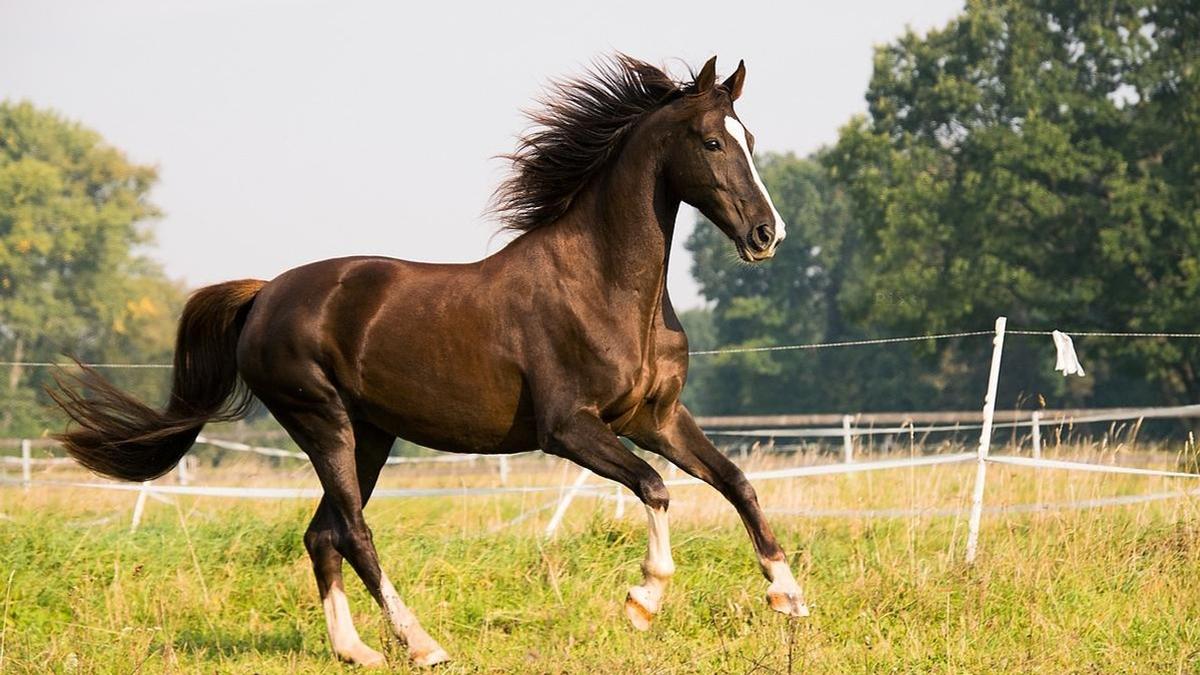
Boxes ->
[641,558,675,581]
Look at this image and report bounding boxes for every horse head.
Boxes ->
[662,56,787,262]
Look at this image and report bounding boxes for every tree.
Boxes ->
[686,153,940,414]
[684,1,1200,415]
[0,101,184,435]
[825,0,1200,409]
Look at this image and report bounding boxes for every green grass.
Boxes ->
[3,446,1200,673]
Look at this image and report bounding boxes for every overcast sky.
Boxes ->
[1,0,962,309]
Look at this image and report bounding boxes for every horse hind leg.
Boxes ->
[345,421,450,667]
[275,398,449,667]
[303,420,401,666]
[305,497,385,666]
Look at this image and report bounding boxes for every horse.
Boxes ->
[50,54,806,668]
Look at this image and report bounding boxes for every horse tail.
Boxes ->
[49,279,267,481]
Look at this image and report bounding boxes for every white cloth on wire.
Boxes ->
[1052,330,1085,377]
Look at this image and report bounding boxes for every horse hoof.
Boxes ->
[411,646,451,667]
[766,588,810,617]
[624,587,657,631]
[337,642,387,668]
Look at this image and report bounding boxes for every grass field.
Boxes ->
[3,439,1200,673]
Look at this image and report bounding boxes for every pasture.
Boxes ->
[3,439,1200,673]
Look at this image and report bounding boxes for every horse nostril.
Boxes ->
[748,223,774,252]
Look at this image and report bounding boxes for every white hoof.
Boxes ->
[411,646,451,667]
[766,582,810,617]
[624,586,659,631]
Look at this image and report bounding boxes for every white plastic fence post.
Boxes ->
[21,439,31,492]
[544,467,591,538]
[965,316,1007,564]
[498,455,510,486]
[842,415,854,463]
[130,481,151,533]
[614,486,626,518]
[1031,411,1042,460]
[176,454,190,485]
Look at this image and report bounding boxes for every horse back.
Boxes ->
[237,255,538,453]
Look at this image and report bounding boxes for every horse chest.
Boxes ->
[596,337,685,432]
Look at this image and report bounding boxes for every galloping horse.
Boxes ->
[51,55,806,667]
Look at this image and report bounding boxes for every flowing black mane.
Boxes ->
[493,55,697,232]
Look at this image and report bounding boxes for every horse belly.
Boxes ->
[354,349,537,454]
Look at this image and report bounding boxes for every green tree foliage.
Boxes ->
[0,101,183,435]
[686,154,934,413]
[827,0,1200,408]
[688,1,1200,414]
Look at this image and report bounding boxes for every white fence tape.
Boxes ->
[689,452,976,484]
[766,487,1200,519]
[192,435,526,465]
[707,403,1200,439]
[0,456,73,465]
[0,476,624,499]
[2,453,976,499]
[986,454,1200,480]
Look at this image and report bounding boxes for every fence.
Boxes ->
[5,317,1200,561]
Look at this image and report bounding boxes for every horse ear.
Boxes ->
[695,56,718,92]
[722,59,746,101]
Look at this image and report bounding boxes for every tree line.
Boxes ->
[0,102,182,436]
[683,0,1200,415]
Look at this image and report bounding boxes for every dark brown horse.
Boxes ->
[51,55,805,668]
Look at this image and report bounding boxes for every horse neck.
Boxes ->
[555,126,679,313]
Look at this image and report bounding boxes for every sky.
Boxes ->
[0,0,963,309]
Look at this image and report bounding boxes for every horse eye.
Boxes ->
[703,139,721,151]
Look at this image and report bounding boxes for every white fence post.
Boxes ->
[21,439,31,492]
[842,415,854,463]
[498,455,510,486]
[130,481,151,533]
[176,454,190,486]
[544,467,591,538]
[1031,411,1042,459]
[614,486,626,518]
[965,316,1007,564]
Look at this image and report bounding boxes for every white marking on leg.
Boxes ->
[379,572,450,666]
[644,505,675,582]
[724,116,787,246]
[764,558,809,617]
[625,505,675,630]
[322,582,385,666]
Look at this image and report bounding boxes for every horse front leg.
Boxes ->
[629,405,809,617]
[541,410,675,629]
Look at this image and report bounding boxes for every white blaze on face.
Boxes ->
[724,116,787,248]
